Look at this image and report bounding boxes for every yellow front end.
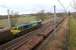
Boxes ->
[10,27,21,35]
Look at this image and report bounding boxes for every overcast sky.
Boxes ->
[0,0,75,15]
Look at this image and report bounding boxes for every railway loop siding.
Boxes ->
[0,19,52,50]
[0,19,51,45]
[0,17,66,50]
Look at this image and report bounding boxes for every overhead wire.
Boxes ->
[72,0,76,9]
[56,0,67,12]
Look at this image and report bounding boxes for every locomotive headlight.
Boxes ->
[10,27,21,35]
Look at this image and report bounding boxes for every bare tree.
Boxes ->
[36,10,46,21]
[10,11,19,27]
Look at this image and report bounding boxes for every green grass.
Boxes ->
[0,16,37,27]
[69,16,76,48]
[17,16,37,24]
[0,16,50,28]
[0,19,8,28]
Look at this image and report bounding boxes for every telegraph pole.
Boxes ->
[7,9,11,28]
[54,5,56,30]
[53,5,57,38]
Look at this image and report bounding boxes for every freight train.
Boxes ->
[0,20,42,45]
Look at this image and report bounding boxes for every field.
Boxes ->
[0,16,50,28]
[69,16,76,50]
[0,16,37,28]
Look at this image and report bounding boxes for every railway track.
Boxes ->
[33,17,66,50]
[0,17,66,50]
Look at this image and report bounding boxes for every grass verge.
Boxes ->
[69,16,76,49]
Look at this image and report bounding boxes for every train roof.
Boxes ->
[15,23,31,27]
[14,20,42,27]
[30,20,42,23]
